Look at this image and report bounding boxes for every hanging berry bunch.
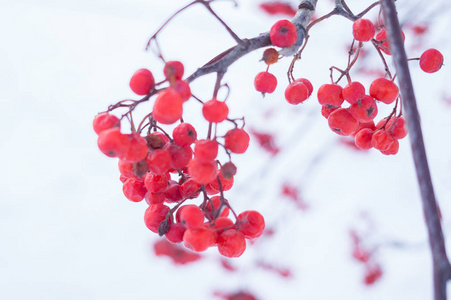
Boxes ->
[94,57,265,257]
[253,8,443,156]
[93,0,444,259]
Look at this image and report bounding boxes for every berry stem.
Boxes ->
[213,71,225,99]
[371,39,393,79]
[381,1,451,299]
[356,1,381,19]
[216,174,238,220]
[200,1,245,47]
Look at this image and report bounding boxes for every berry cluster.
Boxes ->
[94,60,265,258]
[253,17,444,155]
[350,229,383,286]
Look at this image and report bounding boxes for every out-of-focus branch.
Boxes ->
[380,1,451,299]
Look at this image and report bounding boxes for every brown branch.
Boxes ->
[186,0,318,83]
[380,1,451,300]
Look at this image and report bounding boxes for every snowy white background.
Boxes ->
[1,0,451,299]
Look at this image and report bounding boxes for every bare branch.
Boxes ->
[380,1,451,299]
[186,0,318,83]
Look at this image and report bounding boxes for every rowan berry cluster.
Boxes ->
[94,60,265,258]
[350,229,382,285]
[254,16,444,155]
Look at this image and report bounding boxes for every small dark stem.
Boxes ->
[216,175,237,220]
[200,2,245,46]
[371,39,393,79]
[213,71,225,99]
[145,1,199,51]
[207,122,213,140]
[356,1,381,19]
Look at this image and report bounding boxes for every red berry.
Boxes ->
[188,158,218,184]
[375,28,405,55]
[351,120,376,138]
[270,19,297,48]
[153,90,183,125]
[183,227,216,252]
[180,178,201,199]
[179,205,204,229]
[285,82,309,105]
[122,178,147,202]
[371,129,395,151]
[129,68,155,95]
[342,81,365,104]
[170,80,191,102]
[144,203,170,233]
[317,84,344,106]
[237,210,265,239]
[144,173,168,194]
[163,61,184,80]
[354,128,374,150]
[123,133,148,163]
[349,95,378,122]
[163,142,192,170]
[202,99,229,123]
[380,138,399,155]
[321,105,339,119]
[205,184,219,195]
[208,171,234,192]
[260,2,297,17]
[194,139,219,162]
[165,223,186,244]
[375,118,388,130]
[205,196,230,219]
[419,49,444,73]
[173,123,197,147]
[118,159,138,179]
[386,117,407,139]
[254,72,277,94]
[210,217,234,237]
[328,108,359,136]
[352,247,371,263]
[352,19,375,42]
[164,181,183,203]
[224,128,250,154]
[217,229,246,258]
[97,128,130,158]
[293,78,313,97]
[93,113,120,135]
[147,149,173,175]
[145,191,165,205]
[364,265,383,285]
[369,78,399,104]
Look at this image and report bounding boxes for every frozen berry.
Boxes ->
[153,90,183,125]
[317,84,344,106]
[270,19,297,48]
[93,113,120,135]
[224,128,250,154]
[369,78,399,104]
[130,68,155,95]
[254,72,277,94]
[202,99,229,123]
[352,19,375,42]
[419,49,444,73]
